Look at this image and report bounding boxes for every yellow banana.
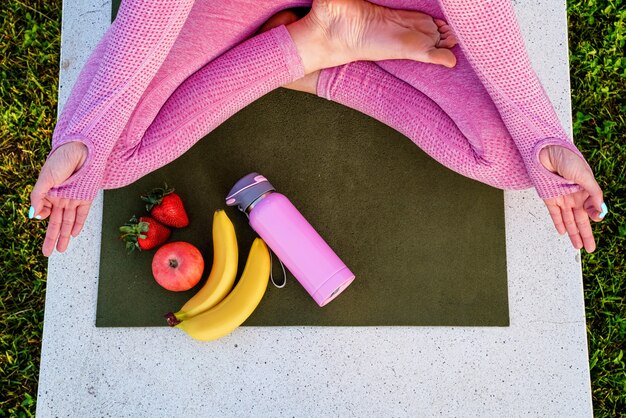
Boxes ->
[165,210,238,324]
[172,238,270,341]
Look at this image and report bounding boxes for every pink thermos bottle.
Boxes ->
[226,173,355,307]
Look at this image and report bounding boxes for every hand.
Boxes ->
[540,145,605,253]
[30,142,92,257]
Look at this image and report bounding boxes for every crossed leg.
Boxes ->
[31,0,604,256]
[98,0,528,190]
[32,0,458,255]
[102,0,604,253]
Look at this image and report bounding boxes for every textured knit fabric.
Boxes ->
[48,0,196,200]
[49,0,588,201]
[437,0,587,198]
[318,61,533,191]
[101,26,304,188]
[49,0,308,200]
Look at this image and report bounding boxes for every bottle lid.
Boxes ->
[225,173,275,213]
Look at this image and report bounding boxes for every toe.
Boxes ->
[425,48,457,68]
[438,38,457,49]
[437,23,452,33]
[434,19,457,43]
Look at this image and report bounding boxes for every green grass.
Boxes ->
[1,1,60,417]
[568,0,626,416]
[0,0,624,416]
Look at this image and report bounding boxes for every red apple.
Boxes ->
[152,242,204,291]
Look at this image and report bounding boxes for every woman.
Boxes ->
[30,0,606,256]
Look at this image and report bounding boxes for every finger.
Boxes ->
[36,199,53,221]
[575,168,604,219]
[546,202,566,235]
[584,195,606,223]
[56,204,77,253]
[43,204,65,257]
[72,203,91,237]
[434,18,448,27]
[574,207,596,253]
[30,165,55,219]
[561,206,583,250]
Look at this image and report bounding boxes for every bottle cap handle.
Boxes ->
[225,172,275,213]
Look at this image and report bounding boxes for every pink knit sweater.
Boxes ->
[47,0,587,201]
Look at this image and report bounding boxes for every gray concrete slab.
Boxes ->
[37,0,592,416]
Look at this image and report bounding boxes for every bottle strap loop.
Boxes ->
[269,249,287,288]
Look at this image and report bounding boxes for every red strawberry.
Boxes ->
[141,185,189,228]
[119,215,172,252]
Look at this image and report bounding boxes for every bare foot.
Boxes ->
[262,1,458,93]
[539,144,605,252]
[258,10,320,93]
[287,0,458,74]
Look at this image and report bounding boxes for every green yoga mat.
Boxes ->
[97,0,508,327]
[96,89,509,327]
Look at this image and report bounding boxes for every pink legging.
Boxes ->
[47,0,587,202]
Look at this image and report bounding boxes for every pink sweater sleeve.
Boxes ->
[100,25,304,188]
[53,31,110,143]
[318,61,534,191]
[48,0,195,201]
[438,0,589,199]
